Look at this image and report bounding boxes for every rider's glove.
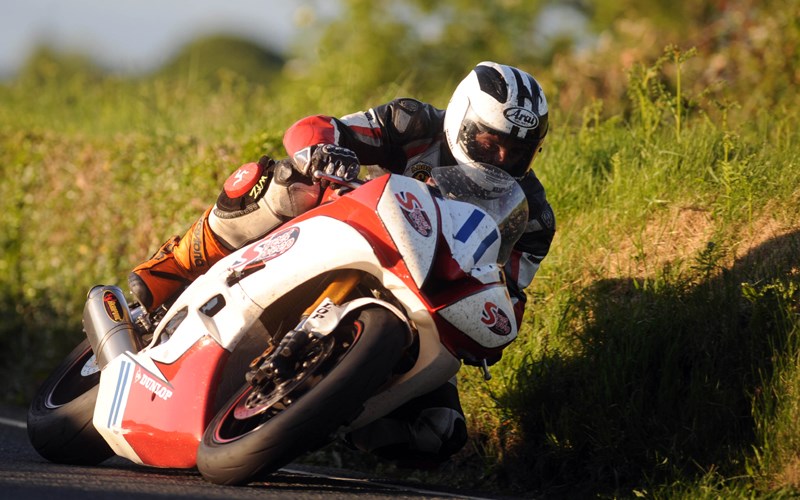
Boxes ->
[292,144,360,183]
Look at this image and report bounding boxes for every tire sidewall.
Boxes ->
[27,339,113,465]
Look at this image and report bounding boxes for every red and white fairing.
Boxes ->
[93,172,518,467]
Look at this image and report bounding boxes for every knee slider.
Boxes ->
[210,159,283,249]
[217,158,273,216]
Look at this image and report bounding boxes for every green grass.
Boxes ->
[2,41,799,498]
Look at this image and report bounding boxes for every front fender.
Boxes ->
[304,297,410,338]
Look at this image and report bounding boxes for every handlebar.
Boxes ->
[312,170,364,191]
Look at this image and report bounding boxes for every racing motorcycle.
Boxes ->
[27,161,528,485]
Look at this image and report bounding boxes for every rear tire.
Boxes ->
[197,306,409,485]
[27,339,114,465]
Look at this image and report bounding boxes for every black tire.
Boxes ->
[27,339,114,465]
[197,306,409,485]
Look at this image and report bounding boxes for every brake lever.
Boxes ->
[312,170,363,191]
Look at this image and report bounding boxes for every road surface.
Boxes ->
[0,405,507,499]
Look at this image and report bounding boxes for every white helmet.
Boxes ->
[444,61,549,179]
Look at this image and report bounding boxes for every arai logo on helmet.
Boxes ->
[504,107,539,129]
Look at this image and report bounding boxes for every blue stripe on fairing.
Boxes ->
[108,361,131,427]
[472,229,500,264]
[455,209,485,242]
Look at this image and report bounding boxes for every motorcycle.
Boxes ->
[27,161,528,485]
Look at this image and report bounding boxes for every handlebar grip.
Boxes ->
[313,170,363,190]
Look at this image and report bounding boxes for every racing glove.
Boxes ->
[292,144,360,182]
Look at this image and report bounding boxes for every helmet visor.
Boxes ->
[457,105,539,177]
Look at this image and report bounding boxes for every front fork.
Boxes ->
[246,269,363,386]
[297,269,362,331]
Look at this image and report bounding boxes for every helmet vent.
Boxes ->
[511,69,535,107]
[474,65,508,103]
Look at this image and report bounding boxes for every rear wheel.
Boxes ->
[197,306,409,485]
[27,339,114,465]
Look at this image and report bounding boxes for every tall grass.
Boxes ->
[452,49,800,497]
[1,43,799,498]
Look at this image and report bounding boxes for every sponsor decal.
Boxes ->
[229,226,300,272]
[134,367,173,401]
[480,302,512,336]
[249,174,269,199]
[103,291,124,322]
[309,300,334,321]
[409,163,432,182]
[504,107,539,129]
[394,192,433,237]
[191,214,206,268]
[541,205,555,230]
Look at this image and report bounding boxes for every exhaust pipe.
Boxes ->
[83,285,141,369]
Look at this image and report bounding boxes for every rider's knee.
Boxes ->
[208,160,320,249]
[348,406,467,466]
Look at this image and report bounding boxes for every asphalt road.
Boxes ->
[0,405,505,500]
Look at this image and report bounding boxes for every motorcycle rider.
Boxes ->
[129,61,555,466]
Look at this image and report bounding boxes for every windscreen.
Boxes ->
[431,162,528,265]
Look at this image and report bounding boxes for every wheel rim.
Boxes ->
[235,335,335,420]
[212,321,362,443]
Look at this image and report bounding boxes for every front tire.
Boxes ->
[197,306,409,485]
[27,339,114,465]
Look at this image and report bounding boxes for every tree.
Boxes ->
[284,0,549,107]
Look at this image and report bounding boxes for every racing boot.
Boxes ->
[128,207,231,311]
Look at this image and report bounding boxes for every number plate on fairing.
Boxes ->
[437,285,518,348]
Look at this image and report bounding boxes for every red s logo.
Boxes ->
[395,192,432,237]
[481,302,512,336]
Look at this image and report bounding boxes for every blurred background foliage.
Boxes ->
[6,0,797,124]
[2,0,799,497]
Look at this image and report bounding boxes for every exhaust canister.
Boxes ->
[83,285,141,368]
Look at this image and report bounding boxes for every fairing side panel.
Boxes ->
[232,217,390,308]
[437,284,518,349]
[376,176,439,288]
[94,337,228,467]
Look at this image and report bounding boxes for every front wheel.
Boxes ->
[197,306,410,485]
[27,339,114,465]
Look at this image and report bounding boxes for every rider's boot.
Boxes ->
[128,207,230,311]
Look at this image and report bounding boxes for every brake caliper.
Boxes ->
[246,329,318,387]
